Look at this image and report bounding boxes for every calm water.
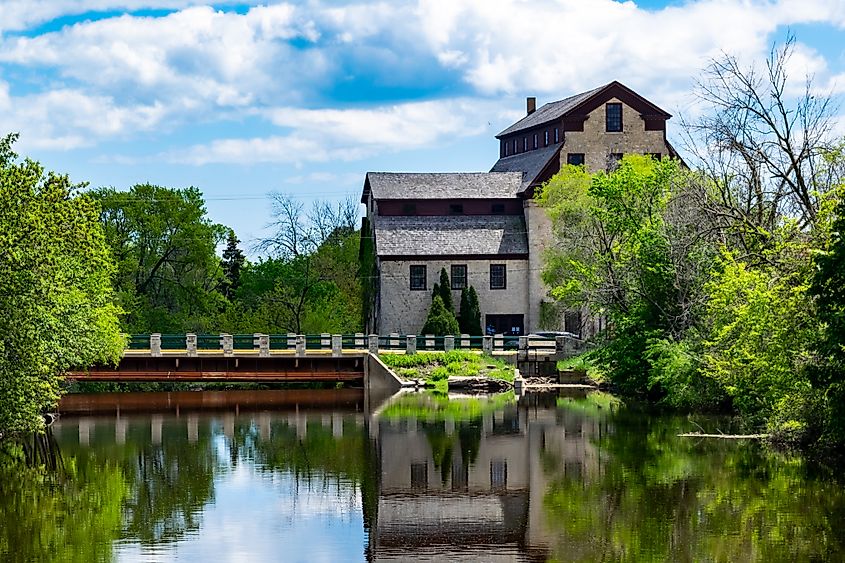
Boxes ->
[1,388,844,562]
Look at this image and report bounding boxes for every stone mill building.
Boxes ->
[361,81,678,336]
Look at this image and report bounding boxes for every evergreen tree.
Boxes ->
[464,286,483,335]
[438,267,453,312]
[421,295,459,335]
[458,287,470,333]
[221,229,246,300]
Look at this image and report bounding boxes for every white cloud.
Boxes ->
[415,0,845,108]
[0,0,843,156]
[169,98,498,164]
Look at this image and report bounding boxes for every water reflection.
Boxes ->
[0,389,844,562]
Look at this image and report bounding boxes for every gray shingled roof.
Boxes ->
[374,215,528,257]
[365,172,523,200]
[490,142,562,192]
[497,85,605,137]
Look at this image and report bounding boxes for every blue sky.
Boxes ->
[1,0,843,251]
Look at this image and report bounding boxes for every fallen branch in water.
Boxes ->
[677,432,769,439]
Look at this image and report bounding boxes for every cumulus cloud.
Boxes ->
[0,0,842,159]
[169,97,498,164]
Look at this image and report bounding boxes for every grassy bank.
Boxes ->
[379,351,514,392]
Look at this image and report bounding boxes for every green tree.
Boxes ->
[220,229,246,300]
[809,192,845,437]
[93,184,227,333]
[0,133,123,434]
[459,286,483,336]
[421,296,459,336]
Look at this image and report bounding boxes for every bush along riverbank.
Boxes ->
[378,351,514,393]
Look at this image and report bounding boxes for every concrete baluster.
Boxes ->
[257,333,270,357]
[368,334,379,355]
[332,334,342,357]
[425,334,434,349]
[221,333,233,356]
[296,335,306,357]
[150,333,162,357]
[406,334,417,355]
[482,335,493,356]
[186,333,197,357]
[444,335,455,352]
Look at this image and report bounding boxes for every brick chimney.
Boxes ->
[527,96,536,115]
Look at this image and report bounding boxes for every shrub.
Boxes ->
[421,295,459,335]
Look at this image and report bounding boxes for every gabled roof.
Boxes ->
[490,142,562,192]
[362,172,523,202]
[373,215,528,257]
[496,81,671,138]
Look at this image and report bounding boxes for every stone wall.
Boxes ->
[561,97,669,172]
[377,258,529,334]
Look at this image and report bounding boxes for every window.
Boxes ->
[449,203,464,215]
[544,130,549,146]
[533,133,538,149]
[410,265,427,291]
[490,264,506,290]
[451,265,467,289]
[523,137,527,151]
[491,203,505,215]
[402,203,417,215]
[567,153,585,166]
[606,103,623,132]
[554,127,559,143]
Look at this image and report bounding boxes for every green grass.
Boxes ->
[380,351,514,383]
[380,391,515,422]
[556,351,606,384]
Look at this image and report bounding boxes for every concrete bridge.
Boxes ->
[69,333,582,384]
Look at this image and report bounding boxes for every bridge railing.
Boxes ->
[126,332,583,357]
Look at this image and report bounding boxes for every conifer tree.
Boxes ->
[421,295,459,335]
[438,267,453,312]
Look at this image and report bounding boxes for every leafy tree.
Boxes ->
[220,229,246,300]
[421,296,459,336]
[0,133,123,434]
[809,192,845,437]
[459,286,483,336]
[92,184,227,333]
[250,194,362,334]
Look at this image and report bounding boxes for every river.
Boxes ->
[1,388,843,562]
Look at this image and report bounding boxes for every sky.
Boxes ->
[1,0,844,251]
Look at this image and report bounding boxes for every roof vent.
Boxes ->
[527,97,536,115]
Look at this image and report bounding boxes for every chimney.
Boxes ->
[526,96,536,115]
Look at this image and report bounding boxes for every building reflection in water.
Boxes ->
[369,390,607,562]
